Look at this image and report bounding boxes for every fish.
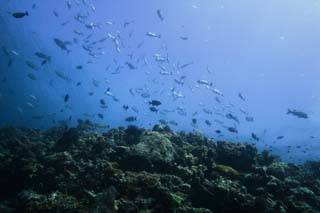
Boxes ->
[146,32,161,38]
[64,94,70,103]
[226,113,240,124]
[53,11,59,17]
[34,52,51,65]
[149,106,158,112]
[245,116,254,122]
[97,113,104,119]
[287,109,308,119]
[100,99,106,106]
[53,38,71,54]
[55,71,72,82]
[192,118,197,124]
[125,62,136,70]
[180,36,189,40]
[212,88,223,96]
[12,11,29,18]
[76,65,83,70]
[25,60,39,70]
[238,92,246,101]
[27,73,37,80]
[156,9,164,21]
[227,127,238,133]
[149,100,162,106]
[215,130,222,134]
[203,108,213,115]
[205,120,212,126]
[179,62,193,69]
[276,136,284,140]
[197,80,212,87]
[251,133,259,141]
[2,46,14,66]
[125,116,137,122]
[123,105,129,111]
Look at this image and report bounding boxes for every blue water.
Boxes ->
[1,0,320,163]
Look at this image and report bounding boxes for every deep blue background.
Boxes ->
[1,0,320,163]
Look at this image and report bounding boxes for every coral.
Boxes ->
[0,124,319,212]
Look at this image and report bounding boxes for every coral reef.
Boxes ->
[0,121,320,212]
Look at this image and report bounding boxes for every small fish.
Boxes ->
[123,105,129,111]
[149,100,162,106]
[287,109,308,119]
[238,92,246,101]
[125,62,136,70]
[27,73,37,80]
[97,113,104,119]
[64,94,70,102]
[245,116,254,122]
[197,80,212,87]
[53,38,71,54]
[179,62,193,69]
[226,113,240,124]
[149,106,158,112]
[146,32,161,38]
[156,9,164,21]
[227,127,238,133]
[25,60,39,70]
[100,99,106,105]
[12,11,29,19]
[180,36,189,40]
[125,116,137,122]
[251,133,259,141]
[34,52,51,65]
[276,136,284,140]
[205,120,212,126]
[55,71,72,82]
[76,65,83,70]
[192,118,197,124]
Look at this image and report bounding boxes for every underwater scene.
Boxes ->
[1,0,320,212]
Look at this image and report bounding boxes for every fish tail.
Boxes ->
[287,109,292,114]
[25,11,29,16]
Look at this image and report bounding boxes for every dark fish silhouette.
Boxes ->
[12,11,29,18]
[287,109,308,119]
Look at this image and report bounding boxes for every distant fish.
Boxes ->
[251,133,259,141]
[227,127,238,133]
[34,52,51,65]
[287,109,308,119]
[149,106,158,112]
[276,136,284,140]
[125,62,136,70]
[245,116,254,122]
[55,71,72,82]
[149,100,162,106]
[125,116,137,122]
[179,62,193,69]
[156,9,164,21]
[238,92,246,101]
[205,120,212,126]
[180,36,189,40]
[27,73,37,80]
[226,113,240,124]
[53,38,71,54]
[25,60,39,70]
[146,32,161,38]
[12,11,29,18]
[97,113,104,119]
[64,94,70,103]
